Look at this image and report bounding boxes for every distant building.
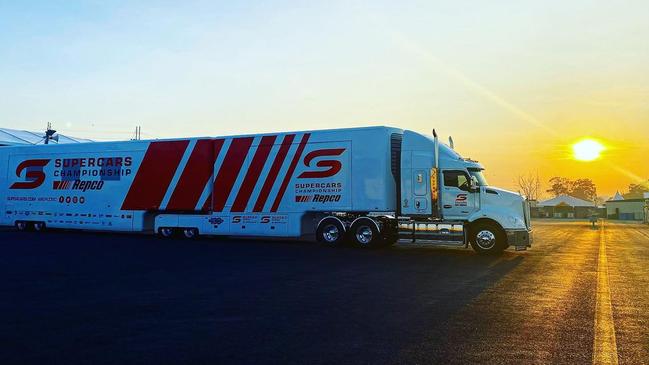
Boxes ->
[0,127,92,146]
[605,192,648,221]
[533,194,602,219]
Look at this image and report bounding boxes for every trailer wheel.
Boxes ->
[350,218,382,248]
[182,228,199,239]
[33,222,46,232]
[316,217,345,246]
[15,221,30,232]
[158,227,175,238]
[469,222,506,255]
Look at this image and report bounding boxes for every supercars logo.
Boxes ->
[9,159,50,189]
[298,148,345,179]
[455,193,468,206]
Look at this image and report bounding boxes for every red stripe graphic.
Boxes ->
[271,133,310,212]
[201,140,227,211]
[212,137,254,212]
[121,140,189,210]
[253,134,295,212]
[231,135,277,212]
[166,139,223,211]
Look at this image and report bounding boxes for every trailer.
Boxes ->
[0,126,531,254]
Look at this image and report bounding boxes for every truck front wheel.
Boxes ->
[469,222,506,255]
[316,217,345,246]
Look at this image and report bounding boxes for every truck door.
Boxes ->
[441,170,478,220]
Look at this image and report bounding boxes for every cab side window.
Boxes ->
[443,170,470,191]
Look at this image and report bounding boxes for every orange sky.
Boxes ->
[453,88,649,199]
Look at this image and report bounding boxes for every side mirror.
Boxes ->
[470,176,479,192]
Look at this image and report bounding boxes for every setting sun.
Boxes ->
[572,139,605,161]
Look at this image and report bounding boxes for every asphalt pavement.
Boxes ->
[1,220,648,364]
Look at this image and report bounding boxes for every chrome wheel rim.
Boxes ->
[322,224,340,243]
[476,230,496,249]
[160,228,174,237]
[16,222,27,230]
[356,226,373,245]
[33,223,44,231]
[184,229,196,238]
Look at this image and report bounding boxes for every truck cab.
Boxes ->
[398,130,532,253]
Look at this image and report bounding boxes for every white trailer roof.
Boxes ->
[537,194,596,207]
[0,128,93,146]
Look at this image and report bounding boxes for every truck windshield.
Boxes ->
[468,169,488,186]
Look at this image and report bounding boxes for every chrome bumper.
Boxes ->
[506,229,532,248]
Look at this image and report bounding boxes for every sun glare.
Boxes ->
[572,139,604,161]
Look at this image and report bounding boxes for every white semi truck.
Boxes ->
[0,126,531,254]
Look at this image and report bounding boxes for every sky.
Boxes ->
[1,0,647,197]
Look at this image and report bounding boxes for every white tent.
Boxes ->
[537,194,595,207]
[0,128,93,146]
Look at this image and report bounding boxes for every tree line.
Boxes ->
[517,175,649,202]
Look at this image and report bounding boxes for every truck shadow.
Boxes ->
[0,228,526,365]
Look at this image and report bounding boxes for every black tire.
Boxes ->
[316,217,346,247]
[469,222,506,255]
[182,227,199,239]
[349,218,383,249]
[33,222,46,232]
[158,227,175,238]
[15,221,31,232]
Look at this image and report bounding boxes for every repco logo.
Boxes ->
[298,148,345,179]
[10,159,50,189]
